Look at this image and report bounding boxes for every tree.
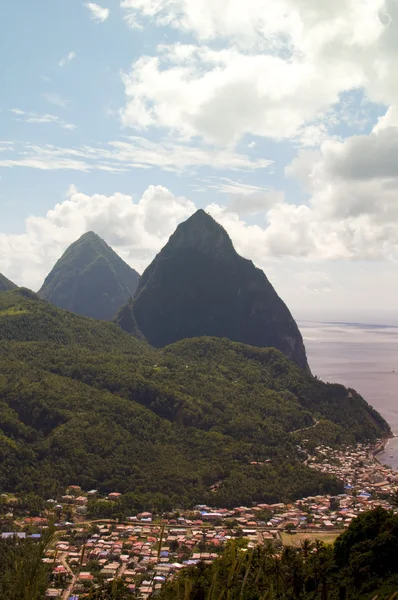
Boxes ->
[0,524,55,600]
[169,539,179,553]
[390,488,398,508]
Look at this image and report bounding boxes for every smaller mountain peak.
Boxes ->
[38,231,140,321]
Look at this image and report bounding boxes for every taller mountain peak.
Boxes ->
[116,213,309,370]
[39,232,140,321]
[167,209,235,256]
[0,273,17,292]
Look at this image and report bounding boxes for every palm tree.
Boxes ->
[300,539,313,561]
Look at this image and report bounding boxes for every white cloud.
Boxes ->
[120,46,362,144]
[86,2,110,23]
[121,0,385,46]
[3,178,398,311]
[58,51,77,68]
[0,185,195,290]
[0,138,272,173]
[119,0,398,146]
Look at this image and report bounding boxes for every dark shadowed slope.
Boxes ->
[0,274,17,292]
[39,231,140,320]
[116,209,309,369]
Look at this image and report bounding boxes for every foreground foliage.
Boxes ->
[159,507,398,600]
[0,289,390,508]
[0,527,53,600]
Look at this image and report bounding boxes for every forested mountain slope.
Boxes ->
[39,231,140,320]
[0,273,17,292]
[0,289,390,508]
[116,210,309,369]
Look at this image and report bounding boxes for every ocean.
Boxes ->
[297,317,398,469]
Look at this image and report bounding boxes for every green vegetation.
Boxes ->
[0,273,17,292]
[116,209,309,369]
[39,231,140,320]
[0,528,130,599]
[158,507,398,600]
[0,289,389,508]
[80,580,132,599]
[0,527,54,600]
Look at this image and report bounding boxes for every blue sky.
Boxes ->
[2,0,398,314]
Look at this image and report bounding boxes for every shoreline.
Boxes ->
[372,433,395,465]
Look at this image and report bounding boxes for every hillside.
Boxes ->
[0,274,17,292]
[0,289,390,508]
[39,232,140,320]
[116,210,309,369]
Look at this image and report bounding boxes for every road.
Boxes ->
[59,552,77,600]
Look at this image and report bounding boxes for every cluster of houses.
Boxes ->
[2,441,398,599]
[44,519,262,599]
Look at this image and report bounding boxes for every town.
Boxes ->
[1,440,397,599]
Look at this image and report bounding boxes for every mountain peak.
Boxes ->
[39,233,140,320]
[117,212,309,370]
[78,230,103,243]
[79,230,99,240]
[167,209,234,256]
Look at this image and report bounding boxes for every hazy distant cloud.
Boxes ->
[43,93,69,108]
[293,271,333,294]
[197,177,282,215]
[10,109,76,131]
[58,51,77,68]
[86,2,110,23]
[0,138,272,174]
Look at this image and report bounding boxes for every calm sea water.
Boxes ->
[298,319,398,469]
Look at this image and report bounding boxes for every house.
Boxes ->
[1,532,26,539]
[75,496,88,505]
[78,572,94,582]
[45,590,62,598]
[108,492,122,501]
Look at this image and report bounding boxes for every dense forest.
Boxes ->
[0,289,389,508]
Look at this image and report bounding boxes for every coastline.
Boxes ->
[372,433,395,464]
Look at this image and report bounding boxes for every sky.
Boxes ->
[2,0,398,316]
